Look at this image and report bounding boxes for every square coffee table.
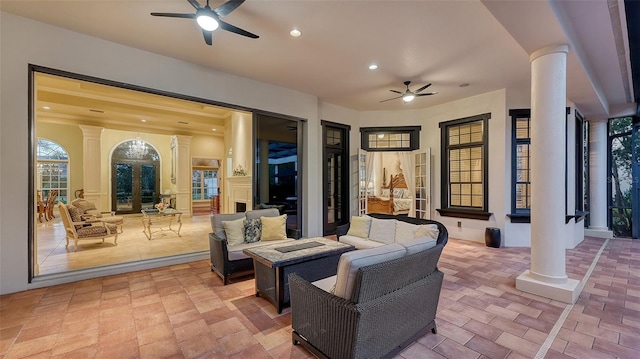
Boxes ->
[243,237,355,313]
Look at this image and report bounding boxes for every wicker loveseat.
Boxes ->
[209,208,298,285]
[289,215,448,359]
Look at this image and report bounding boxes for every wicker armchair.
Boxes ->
[289,233,446,359]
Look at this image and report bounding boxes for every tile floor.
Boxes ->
[1,236,638,358]
[36,213,212,275]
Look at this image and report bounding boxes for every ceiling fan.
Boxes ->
[151,0,259,46]
[380,81,438,103]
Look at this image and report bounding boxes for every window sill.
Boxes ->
[436,208,492,220]
[507,213,530,223]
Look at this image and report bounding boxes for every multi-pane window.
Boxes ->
[37,139,69,204]
[192,169,217,200]
[511,110,531,213]
[438,114,490,218]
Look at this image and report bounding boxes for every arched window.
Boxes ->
[37,139,69,203]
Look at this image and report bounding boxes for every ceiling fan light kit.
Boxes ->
[381,80,438,103]
[196,14,219,31]
[151,0,258,46]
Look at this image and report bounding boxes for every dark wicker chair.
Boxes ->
[289,217,448,359]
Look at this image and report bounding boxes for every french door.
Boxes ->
[112,161,159,214]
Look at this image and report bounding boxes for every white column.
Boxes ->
[585,119,613,238]
[174,135,192,215]
[516,45,580,304]
[78,125,104,209]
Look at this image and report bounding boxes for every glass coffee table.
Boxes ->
[243,238,355,313]
[141,208,182,240]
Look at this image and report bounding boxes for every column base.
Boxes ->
[584,228,613,239]
[516,270,580,304]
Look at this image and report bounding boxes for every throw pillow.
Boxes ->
[222,218,246,246]
[395,220,417,243]
[381,189,391,198]
[261,214,287,241]
[244,218,262,243]
[414,224,439,241]
[346,215,371,238]
[368,218,397,244]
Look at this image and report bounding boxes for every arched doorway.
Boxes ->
[111,138,160,214]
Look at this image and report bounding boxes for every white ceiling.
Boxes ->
[1,0,635,119]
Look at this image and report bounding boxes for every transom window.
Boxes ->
[437,114,491,220]
[360,126,420,151]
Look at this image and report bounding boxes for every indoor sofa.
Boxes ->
[289,220,448,359]
[209,208,297,285]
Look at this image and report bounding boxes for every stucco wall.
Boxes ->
[0,12,321,294]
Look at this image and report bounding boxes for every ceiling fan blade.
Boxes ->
[416,92,438,97]
[150,12,196,18]
[187,0,202,10]
[218,20,259,38]
[380,96,403,103]
[389,90,402,94]
[415,83,432,93]
[202,30,213,45]
[214,0,245,17]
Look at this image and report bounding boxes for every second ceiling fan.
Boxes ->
[151,0,259,46]
[381,81,438,103]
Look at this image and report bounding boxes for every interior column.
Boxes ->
[79,125,104,209]
[516,45,580,304]
[174,135,192,215]
[585,119,613,238]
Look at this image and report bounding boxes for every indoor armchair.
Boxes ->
[59,202,118,251]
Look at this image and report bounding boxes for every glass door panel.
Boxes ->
[115,163,133,212]
[141,164,157,210]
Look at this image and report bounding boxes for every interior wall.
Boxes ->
[0,12,321,295]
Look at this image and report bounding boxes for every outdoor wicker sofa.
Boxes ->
[209,208,298,285]
[289,216,448,359]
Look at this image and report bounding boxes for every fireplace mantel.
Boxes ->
[226,176,252,213]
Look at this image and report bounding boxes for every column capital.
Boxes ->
[530,44,569,62]
[78,125,104,138]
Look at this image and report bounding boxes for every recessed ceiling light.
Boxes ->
[141,119,147,122]
[290,28,301,37]
[212,128,217,131]
[42,106,50,110]
[459,83,470,87]
[368,64,378,70]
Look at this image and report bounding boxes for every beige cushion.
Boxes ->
[211,213,245,240]
[400,236,437,255]
[261,214,287,241]
[395,221,417,242]
[339,235,385,250]
[369,218,397,244]
[222,218,246,246]
[333,243,406,300]
[312,275,337,293]
[346,216,371,238]
[246,208,280,220]
[415,224,439,240]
